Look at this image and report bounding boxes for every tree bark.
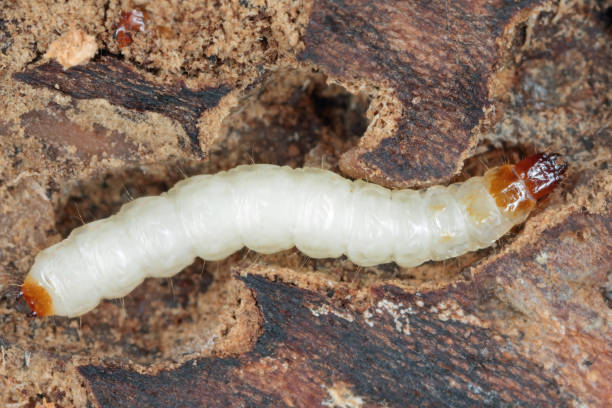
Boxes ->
[0,0,610,407]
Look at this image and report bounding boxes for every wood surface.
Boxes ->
[0,0,610,407]
[14,58,231,155]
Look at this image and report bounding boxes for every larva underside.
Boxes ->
[21,153,567,317]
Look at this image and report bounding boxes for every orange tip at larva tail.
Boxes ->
[23,158,566,317]
[21,276,55,317]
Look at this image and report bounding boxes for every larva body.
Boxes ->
[22,153,567,317]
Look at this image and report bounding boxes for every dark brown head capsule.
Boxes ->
[486,152,567,216]
[514,153,568,200]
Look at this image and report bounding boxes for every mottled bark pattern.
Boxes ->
[79,267,579,407]
[300,0,547,186]
[1,1,609,407]
[14,58,231,154]
[376,211,612,406]
[77,207,611,407]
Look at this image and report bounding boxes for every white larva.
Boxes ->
[21,153,567,317]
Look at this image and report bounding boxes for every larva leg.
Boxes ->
[20,153,567,317]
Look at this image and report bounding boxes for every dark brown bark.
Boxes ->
[300,0,549,187]
[0,0,610,407]
[79,208,611,407]
[14,58,231,155]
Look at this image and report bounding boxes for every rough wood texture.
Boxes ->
[79,271,573,407]
[77,210,611,407]
[300,0,549,187]
[0,0,610,407]
[14,58,231,154]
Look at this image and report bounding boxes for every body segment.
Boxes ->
[21,154,567,317]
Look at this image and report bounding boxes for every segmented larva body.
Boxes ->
[21,153,566,317]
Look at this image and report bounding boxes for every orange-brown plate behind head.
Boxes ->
[485,152,567,216]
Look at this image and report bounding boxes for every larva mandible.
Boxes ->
[20,153,567,318]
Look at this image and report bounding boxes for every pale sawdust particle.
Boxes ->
[322,382,365,408]
[35,399,56,408]
[44,27,98,69]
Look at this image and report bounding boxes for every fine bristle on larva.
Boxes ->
[21,158,562,318]
[21,276,54,317]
